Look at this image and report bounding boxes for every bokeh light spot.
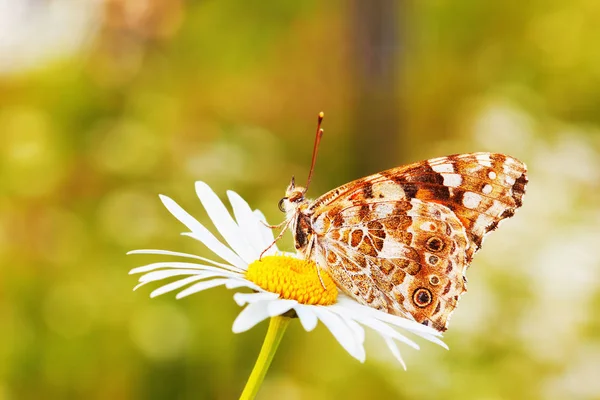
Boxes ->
[96,188,162,247]
[43,282,97,339]
[89,119,165,176]
[129,304,190,361]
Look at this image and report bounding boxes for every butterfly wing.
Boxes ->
[305,152,527,331]
[309,152,527,261]
[311,198,469,331]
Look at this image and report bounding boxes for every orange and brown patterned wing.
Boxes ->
[305,152,527,331]
[308,152,527,262]
[311,198,469,331]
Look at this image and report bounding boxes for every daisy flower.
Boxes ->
[129,181,447,398]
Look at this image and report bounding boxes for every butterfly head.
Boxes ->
[278,176,309,216]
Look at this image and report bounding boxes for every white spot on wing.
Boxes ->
[475,153,493,167]
[482,184,493,195]
[505,175,516,185]
[441,173,462,187]
[473,213,492,233]
[488,171,497,180]
[374,202,394,218]
[379,237,411,258]
[430,163,454,173]
[420,222,436,231]
[312,215,325,233]
[488,200,505,217]
[372,181,404,198]
[462,192,482,209]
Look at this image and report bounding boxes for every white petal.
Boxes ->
[133,282,150,291]
[374,313,441,336]
[267,299,297,317]
[138,269,214,283]
[253,210,278,256]
[335,295,448,351]
[159,194,201,232]
[159,194,247,270]
[329,305,420,350]
[368,320,419,350]
[128,249,242,270]
[134,270,226,292]
[294,306,318,332]
[175,278,231,299]
[337,314,365,345]
[312,307,365,362]
[129,261,243,276]
[225,279,263,291]
[179,233,248,271]
[233,292,279,306]
[227,190,267,256]
[337,295,442,336]
[195,182,256,263]
[150,275,206,298]
[415,332,449,350]
[384,337,407,370]
[232,301,271,333]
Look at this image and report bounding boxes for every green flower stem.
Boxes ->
[239,316,291,400]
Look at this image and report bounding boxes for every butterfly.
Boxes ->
[278,113,528,332]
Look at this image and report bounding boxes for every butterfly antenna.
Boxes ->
[305,111,324,193]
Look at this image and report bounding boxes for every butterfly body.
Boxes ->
[281,152,527,332]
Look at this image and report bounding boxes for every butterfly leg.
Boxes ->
[259,220,291,260]
[260,219,287,229]
[304,237,328,290]
[315,265,327,290]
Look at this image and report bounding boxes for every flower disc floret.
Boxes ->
[246,256,338,306]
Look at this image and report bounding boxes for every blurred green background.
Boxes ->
[1,1,600,399]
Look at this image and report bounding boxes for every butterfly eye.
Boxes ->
[278,197,287,212]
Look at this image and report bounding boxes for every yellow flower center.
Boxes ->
[245,255,338,306]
